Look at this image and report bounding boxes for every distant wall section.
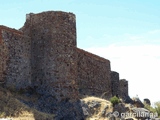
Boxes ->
[110,71,120,97]
[119,79,128,99]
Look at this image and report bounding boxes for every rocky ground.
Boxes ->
[0,85,159,120]
[0,86,54,120]
[81,96,159,120]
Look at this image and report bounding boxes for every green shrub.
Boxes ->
[110,96,120,106]
[144,101,160,118]
[144,103,155,113]
[155,102,160,117]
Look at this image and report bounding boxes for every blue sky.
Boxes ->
[0,0,160,104]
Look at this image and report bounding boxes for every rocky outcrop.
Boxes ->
[81,97,112,119]
[133,97,144,108]
[113,103,130,116]
[131,108,150,120]
[144,98,151,106]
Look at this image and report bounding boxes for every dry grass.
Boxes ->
[0,86,54,120]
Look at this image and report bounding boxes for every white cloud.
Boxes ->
[148,29,160,34]
[85,44,160,104]
[79,29,160,49]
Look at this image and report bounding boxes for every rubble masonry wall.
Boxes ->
[76,48,112,99]
[0,26,31,89]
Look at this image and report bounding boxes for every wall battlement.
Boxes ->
[0,11,130,118]
[76,48,110,63]
[0,25,23,35]
[0,25,23,44]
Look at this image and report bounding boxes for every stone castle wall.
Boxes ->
[0,11,130,118]
[110,71,129,100]
[110,71,120,97]
[76,48,111,99]
[0,11,129,101]
[119,79,128,99]
[0,26,31,89]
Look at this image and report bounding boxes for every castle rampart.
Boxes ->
[0,11,130,119]
[0,26,31,88]
[76,48,111,99]
[0,11,129,100]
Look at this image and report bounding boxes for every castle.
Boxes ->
[0,11,130,119]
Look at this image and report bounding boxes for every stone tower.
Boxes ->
[110,71,120,97]
[20,11,79,101]
[20,11,84,119]
[119,79,128,99]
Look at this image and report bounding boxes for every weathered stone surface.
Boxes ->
[113,103,129,117]
[36,97,84,120]
[110,72,131,103]
[110,71,120,97]
[76,48,112,99]
[20,11,78,101]
[0,11,84,119]
[0,11,131,119]
[133,97,144,108]
[20,11,84,119]
[0,11,130,102]
[144,98,151,106]
[81,96,112,119]
[123,95,133,104]
[131,108,150,120]
[0,26,31,89]
[119,79,128,100]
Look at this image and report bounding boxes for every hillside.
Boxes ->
[0,86,54,120]
[1,85,159,120]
